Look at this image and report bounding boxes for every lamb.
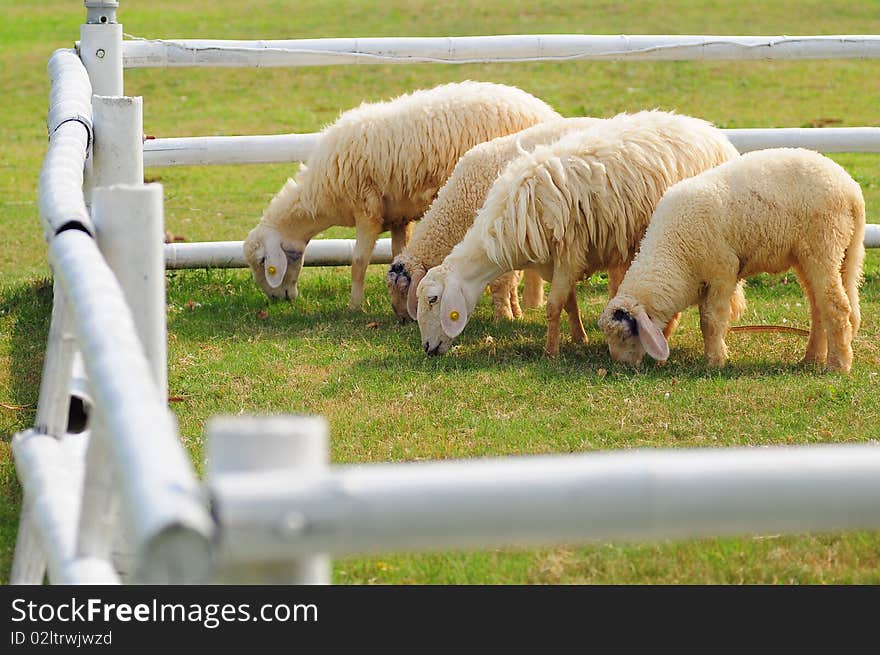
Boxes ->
[386,117,603,323]
[598,147,865,373]
[415,110,740,357]
[243,80,560,309]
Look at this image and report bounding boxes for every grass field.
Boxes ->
[1,0,879,584]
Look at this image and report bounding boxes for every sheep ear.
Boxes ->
[263,232,288,288]
[634,308,670,362]
[407,268,426,321]
[439,282,469,338]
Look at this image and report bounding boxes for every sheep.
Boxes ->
[598,147,865,373]
[415,110,740,357]
[386,117,604,324]
[243,80,560,309]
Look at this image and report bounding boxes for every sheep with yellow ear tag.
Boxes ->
[416,110,742,357]
[243,80,561,309]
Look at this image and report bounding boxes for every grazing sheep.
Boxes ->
[243,81,560,309]
[598,148,865,373]
[416,110,740,357]
[386,117,603,323]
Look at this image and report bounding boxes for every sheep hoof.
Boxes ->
[825,358,852,374]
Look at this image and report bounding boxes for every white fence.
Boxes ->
[10,0,880,584]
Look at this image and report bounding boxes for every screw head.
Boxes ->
[96,48,105,59]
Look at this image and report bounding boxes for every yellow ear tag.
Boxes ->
[267,265,277,276]
[449,310,460,321]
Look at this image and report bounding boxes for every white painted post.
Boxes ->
[92,184,166,398]
[77,183,167,581]
[9,499,46,584]
[207,416,331,584]
[80,2,125,212]
[74,414,121,573]
[91,95,144,189]
[80,3,123,97]
[15,287,79,584]
[33,287,76,438]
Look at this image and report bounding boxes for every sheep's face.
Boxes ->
[416,267,471,356]
[244,223,306,302]
[598,297,670,367]
[385,258,416,323]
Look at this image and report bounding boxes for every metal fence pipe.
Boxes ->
[143,127,880,168]
[164,237,395,270]
[212,443,880,561]
[122,35,880,68]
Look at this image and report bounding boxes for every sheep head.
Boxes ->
[243,223,307,302]
[385,257,423,324]
[416,265,474,356]
[598,296,670,366]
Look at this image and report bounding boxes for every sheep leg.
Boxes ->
[348,220,382,310]
[508,270,523,319]
[544,270,578,358]
[699,278,738,367]
[607,264,626,298]
[522,268,545,309]
[390,221,414,257]
[489,271,521,320]
[793,264,827,365]
[799,260,853,373]
[566,288,587,345]
[663,313,682,340]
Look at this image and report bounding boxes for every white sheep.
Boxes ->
[598,147,865,372]
[243,81,560,309]
[415,110,740,357]
[386,117,604,323]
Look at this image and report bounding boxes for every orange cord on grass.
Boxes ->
[728,324,810,337]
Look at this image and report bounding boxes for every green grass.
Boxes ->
[2,0,880,584]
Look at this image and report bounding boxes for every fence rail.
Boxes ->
[143,127,880,168]
[120,34,880,68]
[211,438,880,562]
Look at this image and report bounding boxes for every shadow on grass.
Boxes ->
[0,278,53,440]
[165,269,863,384]
[348,335,823,382]
[0,278,52,584]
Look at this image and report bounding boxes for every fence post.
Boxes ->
[207,416,332,584]
[9,498,46,584]
[92,182,166,399]
[80,3,123,97]
[91,95,144,192]
[12,288,79,584]
[76,183,166,581]
[33,288,77,438]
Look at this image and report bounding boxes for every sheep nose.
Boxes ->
[423,341,430,353]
